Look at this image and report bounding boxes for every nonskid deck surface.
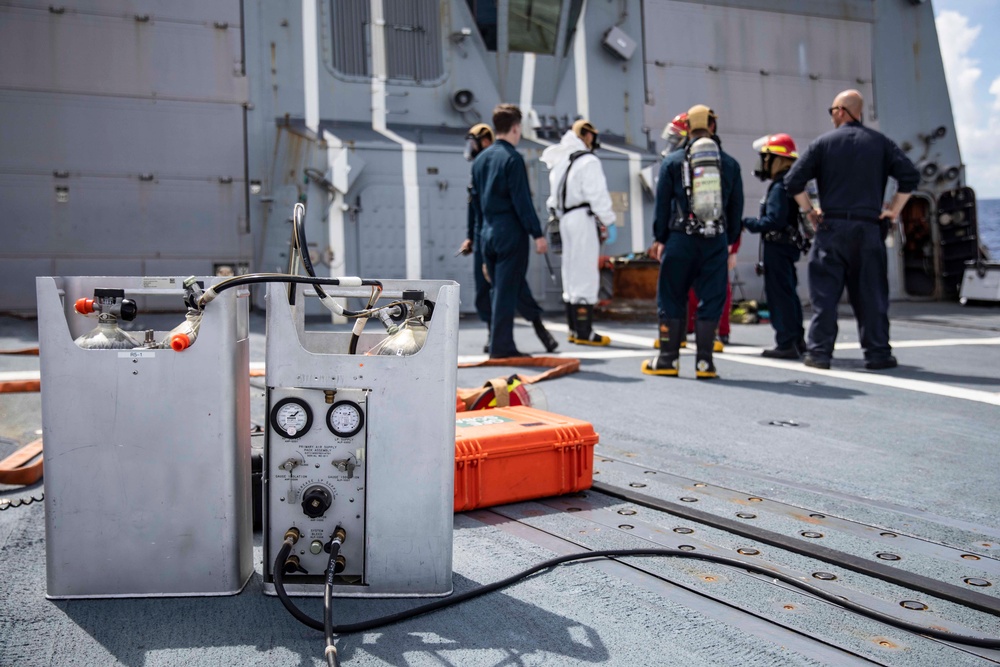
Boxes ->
[2,302,1000,666]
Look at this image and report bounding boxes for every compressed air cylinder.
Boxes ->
[688,137,723,225]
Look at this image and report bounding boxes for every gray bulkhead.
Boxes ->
[641,0,972,303]
[0,0,253,312]
[244,0,656,314]
[0,0,974,312]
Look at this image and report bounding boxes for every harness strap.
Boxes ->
[557,151,593,217]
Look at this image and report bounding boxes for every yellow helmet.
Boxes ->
[686,104,718,132]
[467,123,494,142]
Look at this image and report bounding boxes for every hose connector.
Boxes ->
[284,527,302,545]
[324,526,346,553]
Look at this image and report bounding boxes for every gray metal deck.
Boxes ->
[2,302,1000,666]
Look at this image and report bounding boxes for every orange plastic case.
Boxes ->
[454,406,598,512]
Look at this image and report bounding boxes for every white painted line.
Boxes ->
[573,0,589,120]
[0,371,40,382]
[506,321,1000,406]
[323,130,349,323]
[370,0,421,280]
[302,0,320,133]
[520,53,537,140]
[858,337,1000,349]
[717,353,1000,406]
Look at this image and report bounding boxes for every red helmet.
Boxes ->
[752,133,798,159]
[662,113,689,140]
[661,113,689,155]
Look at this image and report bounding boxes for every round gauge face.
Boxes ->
[270,398,312,439]
[327,400,364,438]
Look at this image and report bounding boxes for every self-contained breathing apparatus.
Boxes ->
[675,137,724,237]
[751,133,813,257]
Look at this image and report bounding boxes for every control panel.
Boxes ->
[265,387,368,586]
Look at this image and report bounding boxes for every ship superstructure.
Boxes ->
[0,0,979,311]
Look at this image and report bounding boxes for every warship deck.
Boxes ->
[2,301,999,666]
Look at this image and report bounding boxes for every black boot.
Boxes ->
[532,317,559,353]
[570,304,610,346]
[564,302,577,340]
[694,319,719,379]
[641,319,682,376]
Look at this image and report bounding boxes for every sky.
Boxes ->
[934,0,1000,198]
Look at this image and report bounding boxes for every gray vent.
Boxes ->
[384,0,443,83]
[331,0,370,78]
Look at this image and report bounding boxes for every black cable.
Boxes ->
[213,274,382,293]
[273,546,1000,648]
[204,275,382,319]
[273,540,327,631]
[292,204,331,303]
[324,536,344,667]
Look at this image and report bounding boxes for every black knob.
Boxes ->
[301,485,332,518]
[119,299,138,321]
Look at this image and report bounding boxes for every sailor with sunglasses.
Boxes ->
[784,89,919,371]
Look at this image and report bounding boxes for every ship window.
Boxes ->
[509,0,561,54]
[466,0,580,54]
[466,0,498,51]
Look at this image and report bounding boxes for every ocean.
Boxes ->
[980,198,1000,259]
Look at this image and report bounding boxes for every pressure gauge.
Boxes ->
[270,398,313,439]
[327,400,364,438]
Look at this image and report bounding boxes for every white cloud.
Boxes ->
[936,10,1000,197]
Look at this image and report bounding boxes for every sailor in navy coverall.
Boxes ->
[742,133,805,359]
[644,105,744,379]
[471,104,552,358]
[785,90,919,370]
[460,124,557,354]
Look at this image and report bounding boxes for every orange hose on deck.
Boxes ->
[0,438,43,486]
[0,380,40,393]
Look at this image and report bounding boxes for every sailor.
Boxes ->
[742,133,806,358]
[540,119,616,346]
[471,104,557,358]
[458,123,497,351]
[661,112,736,351]
[643,104,744,379]
[784,90,919,370]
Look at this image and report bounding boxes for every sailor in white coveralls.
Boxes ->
[541,119,617,346]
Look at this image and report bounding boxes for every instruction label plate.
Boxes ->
[456,415,514,428]
[141,277,181,289]
[118,351,155,359]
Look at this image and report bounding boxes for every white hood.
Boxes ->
[541,130,588,170]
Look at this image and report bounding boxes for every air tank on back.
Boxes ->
[688,137,723,236]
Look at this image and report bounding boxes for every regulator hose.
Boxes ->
[272,546,1000,649]
[291,202,330,303]
[323,528,346,667]
[197,274,382,311]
